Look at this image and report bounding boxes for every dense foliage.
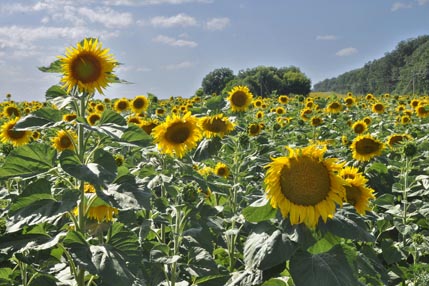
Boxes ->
[201,66,312,97]
[314,35,429,95]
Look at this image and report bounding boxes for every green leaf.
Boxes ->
[94,149,117,176]
[45,85,67,99]
[243,198,277,223]
[15,107,63,129]
[307,232,339,254]
[380,239,403,265]
[29,274,58,286]
[120,124,152,146]
[60,150,116,185]
[193,137,223,161]
[108,222,141,263]
[38,59,62,73]
[318,208,374,242]
[0,144,56,179]
[244,229,297,270]
[290,246,360,286]
[99,109,127,126]
[262,278,289,286]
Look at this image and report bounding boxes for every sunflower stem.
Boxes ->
[402,155,409,248]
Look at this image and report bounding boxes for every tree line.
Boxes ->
[313,35,429,95]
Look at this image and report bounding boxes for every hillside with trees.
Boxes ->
[200,66,311,97]
[313,35,429,95]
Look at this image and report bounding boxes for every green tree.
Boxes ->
[201,67,235,95]
[283,70,312,95]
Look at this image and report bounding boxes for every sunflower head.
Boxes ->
[51,130,77,152]
[386,134,412,149]
[351,120,368,134]
[372,102,385,114]
[248,123,262,136]
[351,134,384,162]
[340,166,375,215]
[326,101,343,113]
[0,117,32,147]
[59,38,117,95]
[416,104,429,118]
[152,112,202,158]
[87,113,101,126]
[227,86,253,112]
[113,98,130,113]
[200,114,235,138]
[265,144,345,228]
[131,95,149,114]
[3,105,20,118]
[140,119,159,135]
[310,116,323,127]
[278,95,289,104]
[214,162,230,178]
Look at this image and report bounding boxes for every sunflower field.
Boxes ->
[1,39,429,286]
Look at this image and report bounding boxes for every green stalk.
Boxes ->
[402,156,409,248]
[170,205,182,286]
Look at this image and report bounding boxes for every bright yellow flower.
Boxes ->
[214,162,230,178]
[0,117,32,147]
[200,114,235,138]
[227,86,253,112]
[265,144,345,228]
[131,95,149,114]
[350,134,384,162]
[51,130,77,152]
[59,38,117,94]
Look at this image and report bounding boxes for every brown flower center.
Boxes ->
[71,53,102,84]
[166,122,191,144]
[231,91,248,107]
[355,138,381,155]
[345,185,361,206]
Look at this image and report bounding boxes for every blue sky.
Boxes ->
[1,0,429,102]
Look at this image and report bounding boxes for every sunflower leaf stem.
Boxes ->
[401,155,410,248]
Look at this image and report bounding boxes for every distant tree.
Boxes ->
[283,70,312,95]
[201,68,235,95]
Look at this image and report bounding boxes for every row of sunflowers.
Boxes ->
[0,38,429,286]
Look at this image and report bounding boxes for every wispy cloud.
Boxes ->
[150,13,197,28]
[417,0,429,5]
[152,35,198,47]
[391,2,413,11]
[106,0,212,5]
[336,47,358,57]
[316,35,337,41]
[78,7,133,28]
[205,17,230,31]
[163,61,194,70]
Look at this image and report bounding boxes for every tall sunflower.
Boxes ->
[152,112,202,158]
[0,117,32,147]
[350,134,384,161]
[131,95,149,114]
[227,86,253,112]
[200,114,235,138]
[51,130,77,152]
[59,38,117,94]
[264,144,345,228]
[340,166,375,215]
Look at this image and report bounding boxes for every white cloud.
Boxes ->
[150,13,197,28]
[316,35,337,40]
[163,61,194,70]
[105,0,212,5]
[336,47,358,57]
[152,35,198,47]
[417,0,429,5]
[391,2,413,11]
[78,7,133,28]
[205,17,230,31]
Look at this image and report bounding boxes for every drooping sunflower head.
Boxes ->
[140,118,159,135]
[366,93,374,101]
[344,96,356,107]
[363,116,372,126]
[248,123,262,136]
[386,133,412,149]
[131,95,149,114]
[63,113,77,122]
[0,117,32,147]
[326,101,343,113]
[152,112,202,158]
[351,120,368,134]
[264,144,346,228]
[51,130,77,152]
[256,111,264,119]
[59,38,117,95]
[3,105,20,118]
[310,116,323,127]
[200,114,235,138]
[340,166,375,215]
[227,86,253,112]
[351,134,384,162]
[214,162,230,178]
[87,113,101,126]
[95,103,105,113]
[416,104,429,118]
[300,108,313,121]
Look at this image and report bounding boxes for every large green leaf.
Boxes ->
[193,137,223,161]
[0,144,56,179]
[242,198,277,223]
[120,124,152,147]
[45,85,68,98]
[99,109,127,126]
[290,246,360,286]
[60,150,116,185]
[15,107,63,130]
[244,229,297,270]
[38,59,62,73]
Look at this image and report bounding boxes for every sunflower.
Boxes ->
[300,108,313,121]
[200,114,235,138]
[3,105,20,118]
[113,98,130,113]
[253,99,263,108]
[410,99,420,108]
[400,115,411,124]
[278,95,289,104]
[95,103,105,113]
[365,93,374,101]
[344,96,356,107]
[326,101,343,113]
[351,120,368,134]
[63,113,77,122]
[87,205,119,223]
[256,111,264,119]
[310,116,323,127]
[227,86,253,112]
[264,144,345,228]
[416,104,429,118]
[152,112,202,158]
[140,119,159,135]
[363,116,372,125]
[32,131,41,140]
[0,117,32,147]
[87,113,101,126]
[386,134,412,149]
[155,108,165,116]
[51,130,77,152]
[59,38,117,94]
[276,106,286,115]
[130,95,149,114]
[340,166,375,215]
[372,102,385,114]
[248,123,262,136]
[214,162,230,178]
[350,134,384,162]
